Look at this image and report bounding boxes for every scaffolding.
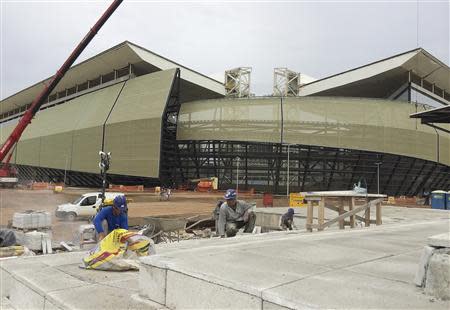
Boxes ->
[273,68,300,97]
[225,67,252,98]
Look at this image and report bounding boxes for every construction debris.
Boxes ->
[60,241,73,252]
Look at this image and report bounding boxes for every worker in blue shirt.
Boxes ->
[93,195,128,241]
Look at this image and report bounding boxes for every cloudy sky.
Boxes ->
[1,0,448,98]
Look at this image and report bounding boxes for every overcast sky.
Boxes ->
[1,0,448,99]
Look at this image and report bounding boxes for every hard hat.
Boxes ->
[113,195,127,211]
[224,189,237,200]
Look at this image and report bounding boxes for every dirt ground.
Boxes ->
[0,188,288,244]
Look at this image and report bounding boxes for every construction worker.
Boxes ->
[218,189,256,238]
[93,195,128,241]
[280,208,295,230]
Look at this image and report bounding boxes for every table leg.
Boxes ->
[376,201,382,225]
[338,197,344,229]
[349,197,355,228]
[365,208,370,227]
[318,199,325,231]
[306,201,313,232]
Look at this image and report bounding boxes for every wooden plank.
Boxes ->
[318,199,325,231]
[318,198,383,230]
[306,200,313,232]
[303,191,386,198]
[338,197,345,229]
[349,197,355,228]
[365,208,370,227]
[376,202,382,225]
[364,197,370,227]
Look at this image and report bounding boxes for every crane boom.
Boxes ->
[0,0,123,175]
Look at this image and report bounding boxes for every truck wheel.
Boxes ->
[66,212,77,221]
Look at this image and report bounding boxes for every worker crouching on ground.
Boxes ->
[218,189,256,238]
[94,195,128,241]
[280,208,295,230]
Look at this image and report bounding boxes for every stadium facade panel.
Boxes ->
[1,42,449,195]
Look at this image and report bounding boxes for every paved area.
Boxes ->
[141,207,450,309]
[1,206,449,309]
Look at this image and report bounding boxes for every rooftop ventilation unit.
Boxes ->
[273,68,300,97]
[225,67,252,98]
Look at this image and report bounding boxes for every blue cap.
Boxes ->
[287,208,294,214]
[224,189,237,200]
[113,195,127,211]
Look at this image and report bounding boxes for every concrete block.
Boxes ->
[425,250,450,300]
[263,301,291,310]
[428,232,450,248]
[139,263,167,305]
[13,211,51,229]
[23,231,50,251]
[414,246,435,287]
[165,270,261,309]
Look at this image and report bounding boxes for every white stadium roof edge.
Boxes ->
[298,48,450,102]
[0,41,225,114]
[1,44,448,116]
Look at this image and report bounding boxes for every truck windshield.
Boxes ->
[72,196,84,205]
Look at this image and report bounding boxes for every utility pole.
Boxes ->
[287,144,290,197]
[375,162,382,194]
[236,157,240,193]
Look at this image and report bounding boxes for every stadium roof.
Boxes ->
[298,48,450,100]
[1,41,224,114]
[410,105,450,124]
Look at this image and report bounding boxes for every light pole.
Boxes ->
[375,162,382,194]
[63,155,68,186]
[236,156,240,193]
[286,144,290,197]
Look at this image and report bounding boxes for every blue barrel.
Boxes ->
[431,190,446,210]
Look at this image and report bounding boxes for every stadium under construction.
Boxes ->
[0,41,449,195]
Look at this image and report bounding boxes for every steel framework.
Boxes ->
[159,69,181,187]
[225,67,252,98]
[171,140,450,196]
[273,68,300,97]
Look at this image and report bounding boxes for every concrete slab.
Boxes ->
[0,250,153,310]
[1,297,16,310]
[54,263,138,285]
[165,269,261,309]
[428,232,450,248]
[2,206,449,309]
[47,283,155,310]
[263,269,444,309]
[262,301,290,310]
[140,215,450,309]
[347,252,420,284]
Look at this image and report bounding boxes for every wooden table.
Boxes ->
[303,191,386,232]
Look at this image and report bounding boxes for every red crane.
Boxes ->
[0,0,123,186]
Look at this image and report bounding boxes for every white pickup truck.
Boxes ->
[55,192,124,221]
